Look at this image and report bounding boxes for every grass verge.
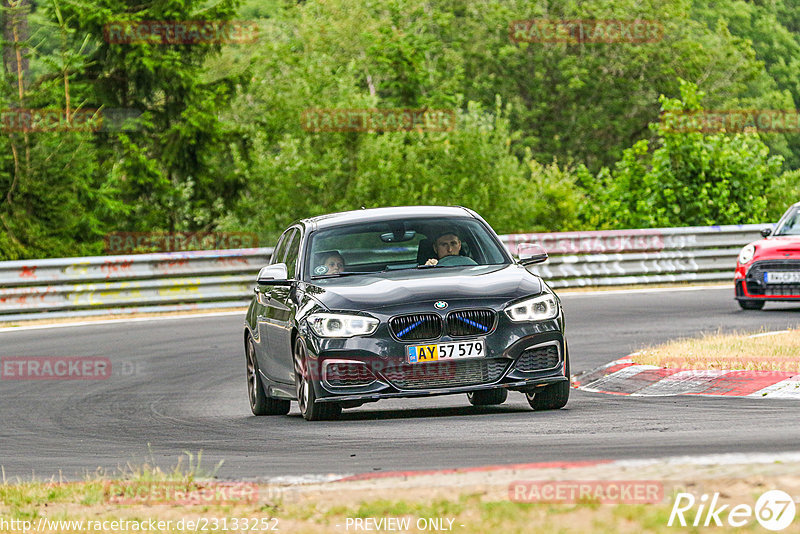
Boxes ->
[3,452,800,533]
[630,329,800,372]
[0,479,779,533]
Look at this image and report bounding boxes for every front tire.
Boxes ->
[738,300,765,310]
[526,350,570,411]
[246,337,290,416]
[467,389,508,406]
[293,338,342,421]
[527,380,570,410]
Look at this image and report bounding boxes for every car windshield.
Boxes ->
[774,207,800,236]
[305,217,510,279]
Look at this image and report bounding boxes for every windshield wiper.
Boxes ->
[311,271,375,279]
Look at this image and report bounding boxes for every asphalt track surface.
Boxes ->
[2,287,800,481]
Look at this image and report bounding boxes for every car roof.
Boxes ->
[299,206,477,231]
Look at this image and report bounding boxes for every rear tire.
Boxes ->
[738,300,765,310]
[246,337,290,416]
[294,338,342,421]
[467,389,508,406]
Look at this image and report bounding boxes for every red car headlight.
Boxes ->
[738,244,756,264]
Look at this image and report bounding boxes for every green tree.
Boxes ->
[450,0,789,171]
[57,0,249,232]
[691,0,800,169]
[221,99,586,239]
[0,0,121,260]
[586,80,785,229]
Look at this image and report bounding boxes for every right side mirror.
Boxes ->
[517,243,549,266]
[257,263,291,285]
[760,227,772,238]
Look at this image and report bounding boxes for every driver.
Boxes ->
[425,231,462,266]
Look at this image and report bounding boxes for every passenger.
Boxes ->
[425,231,462,266]
[318,251,345,274]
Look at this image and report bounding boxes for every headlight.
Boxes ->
[738,244,756,265]
[505,294,559,322]
[308,313,379,338]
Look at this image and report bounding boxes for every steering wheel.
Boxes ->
[437,254,478,267]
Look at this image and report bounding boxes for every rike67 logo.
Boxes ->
[669,490,796,531]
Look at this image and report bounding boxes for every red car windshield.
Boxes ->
[774,207,800,236]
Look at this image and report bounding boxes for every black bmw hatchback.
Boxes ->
[244,206,570,420]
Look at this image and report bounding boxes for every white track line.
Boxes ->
[559,284,730,297]
[748,330,791,338]
[612,451,800,468]
[0,311,246,333]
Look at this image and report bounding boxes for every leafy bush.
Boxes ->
[221,100,587,241]
[585,80,787,229]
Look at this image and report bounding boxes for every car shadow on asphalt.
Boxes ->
[287,405,536,421]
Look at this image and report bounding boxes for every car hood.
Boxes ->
[307,264,544,311]
[756,236,800,256]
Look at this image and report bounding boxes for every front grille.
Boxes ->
[749,260,800,271]
[514,345,560,372]
[380,358,509,390]
[754,285,800,296]
[389,314,442,341]
[746,260,800,295]
[447,309,496,337]
[324,362,376,387]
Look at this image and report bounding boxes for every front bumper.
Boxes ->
[302,306,568,402]
[736,259,800,301]
[314,376,569,403]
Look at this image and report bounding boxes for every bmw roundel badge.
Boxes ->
[434,301,448,310]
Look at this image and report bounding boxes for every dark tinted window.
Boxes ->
[270,228,295,265]
[283,229,302,278]
[305,217,509,278]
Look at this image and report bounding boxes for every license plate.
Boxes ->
[764,272,800,284]
[407,339,485,364]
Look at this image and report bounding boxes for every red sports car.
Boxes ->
[735,202,800,310]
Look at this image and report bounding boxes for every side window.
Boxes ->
[270,229,294,265]
[284,230,302,279]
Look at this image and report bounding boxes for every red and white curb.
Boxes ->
[574,358,800,398]
[251,451,800,485]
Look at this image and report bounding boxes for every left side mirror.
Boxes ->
[517,243,548,266]
[760,227,772,238]
[257,263,291,285]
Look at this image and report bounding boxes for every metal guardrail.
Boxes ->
[0,224,767,321]
[501,224,766,288]
[0,248,271,321]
